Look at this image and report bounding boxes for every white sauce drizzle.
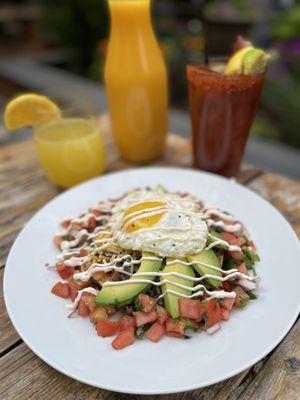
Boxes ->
[102,278,237,302]
[123,205,167,222]
[56,247,87,261]
[65,287,98,311]
[61,230,88,250]
[199,207,242,233]
[61,213,109,226]
[125,225,192,235]
[200,208,234,221]
[142,234,206,243]
[122,208,168,231]
[205,234,242,252]
[51,190,259,307]
[132,270,255,283]
[206,219,241,233]
[73,255,162,282]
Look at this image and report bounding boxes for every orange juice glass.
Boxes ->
[34,118,105,188]
[105,0,168,163]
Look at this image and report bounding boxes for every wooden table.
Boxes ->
[0,120,299,399]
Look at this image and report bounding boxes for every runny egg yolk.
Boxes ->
[122,201,166,233]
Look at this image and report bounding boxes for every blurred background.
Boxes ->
[0,0,299,177]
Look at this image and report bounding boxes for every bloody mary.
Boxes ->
[187,65,265,177]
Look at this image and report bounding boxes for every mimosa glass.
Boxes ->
[34,118,105,188]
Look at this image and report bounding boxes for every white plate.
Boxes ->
[4,167,300,394]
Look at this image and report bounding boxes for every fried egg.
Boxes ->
[110,189,208,257]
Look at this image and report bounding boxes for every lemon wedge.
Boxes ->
[225,46,267,76]
[243,48,267,75]
[224,46,253,75]
[4,94,61,130]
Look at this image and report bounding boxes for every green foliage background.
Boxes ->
[34,0,109,76]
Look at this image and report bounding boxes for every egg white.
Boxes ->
[110,189,208,257]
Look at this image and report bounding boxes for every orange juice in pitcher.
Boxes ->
[105,0,168,163]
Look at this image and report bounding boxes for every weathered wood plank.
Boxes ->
[249,172,300,237]
[0,343,107,400]
[238,319,300,400]
[237,172,300,400]
[0,268,20,354]
[0,341,256,400]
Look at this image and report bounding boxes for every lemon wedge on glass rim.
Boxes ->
[225,46,268,75]
[4,94,106,189]
[4,93,61,130]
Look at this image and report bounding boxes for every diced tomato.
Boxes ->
[105,305,116,316]
[68,279,78,302]
[138,294,156,313]
[166,317,186,335]
[93,271,106,283]
[77,299,90,316]
[68,278,92,302]
[224,221,241,235]
[90,306,108,323]
[51,282,70,299]
[236,236,247,247]
[96,319,120,337]
[204,300,221,329]
[179,298,203,320]
[220,297,235,311]
[111,327,135,350]
[222,281,232,292]
[61,219,71,229]
[220,307,229,321]
[79,279,92,289]
[249,240,256,251]
[221,232,237,245]
[234,286,250,307]
[135,311,157,327]
[228,250,244,262]
[237,262,248,276]
[119,315,136,331]
[165,331,184,338]
[189,319,200,330]
[91,209,102,217]
[81,293,96,313]
[78,248,88,257]
[156,305,169,325]
[87,217,97,232]
[145,321,165,343]
[54,235,62,248]
[70,222,83,231]
[56,262,74,280]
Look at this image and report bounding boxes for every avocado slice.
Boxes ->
[95,252,162,307]
[161,259,195,319]
[187,250,221,288]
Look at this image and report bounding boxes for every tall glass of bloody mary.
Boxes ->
[187,65,265,177]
